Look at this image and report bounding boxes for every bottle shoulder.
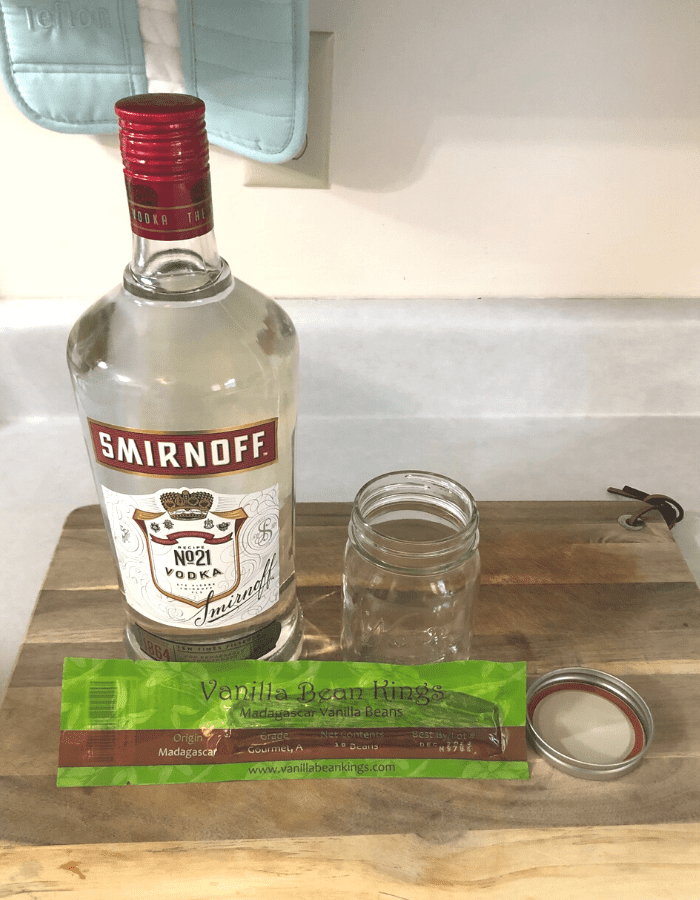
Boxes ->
[223,277,298,358]
[67,275,298,377]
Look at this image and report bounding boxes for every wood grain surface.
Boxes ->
[1,500,699,898]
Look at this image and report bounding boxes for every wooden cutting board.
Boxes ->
[1,500,699,897]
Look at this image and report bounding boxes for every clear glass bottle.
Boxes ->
[341,471,480,664]
[67,94,302,663]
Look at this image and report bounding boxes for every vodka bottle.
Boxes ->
[67,94,302,662]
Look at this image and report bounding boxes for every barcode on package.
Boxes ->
[88,681,117,726]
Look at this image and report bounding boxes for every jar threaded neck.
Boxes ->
[349,471,479,574]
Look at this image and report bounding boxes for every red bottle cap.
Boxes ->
[115,94,209,176]
[115,94,213,241]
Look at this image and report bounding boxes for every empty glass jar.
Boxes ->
[341,471,480,665]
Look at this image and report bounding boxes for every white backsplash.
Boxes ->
[2,296,699,701]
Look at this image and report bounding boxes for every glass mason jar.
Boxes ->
[341,471,480,664]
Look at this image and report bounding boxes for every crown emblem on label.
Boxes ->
[159,489,213,520]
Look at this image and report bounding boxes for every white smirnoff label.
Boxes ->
[102,483,280,629]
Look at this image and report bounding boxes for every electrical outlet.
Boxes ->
[243,32,334,189]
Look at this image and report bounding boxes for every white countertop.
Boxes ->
[3,296,700,703]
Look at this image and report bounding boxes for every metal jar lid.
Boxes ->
[526,667,654,780]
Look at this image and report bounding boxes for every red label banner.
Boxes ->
[59,726,527,768]
[88,419,278,478]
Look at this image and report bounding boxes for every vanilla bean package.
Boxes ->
[58,658,528,786]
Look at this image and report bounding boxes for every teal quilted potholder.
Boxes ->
[0,0,309,163]
[0,0,148,131]
[178,0,309,163]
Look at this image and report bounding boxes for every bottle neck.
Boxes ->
[119,113,229,298]
[126,227,229,298]
[115,95,229,299]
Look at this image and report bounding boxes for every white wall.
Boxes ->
[2,0,700,302]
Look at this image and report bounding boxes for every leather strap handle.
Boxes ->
[608,485,684,529]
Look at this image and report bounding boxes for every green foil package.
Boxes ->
[58,658,529,786]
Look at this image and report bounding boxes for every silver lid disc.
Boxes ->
[526,667,654,780]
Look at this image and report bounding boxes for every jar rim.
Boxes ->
[349,470,479,570]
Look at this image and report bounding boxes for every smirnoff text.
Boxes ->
[88,419,277,477]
